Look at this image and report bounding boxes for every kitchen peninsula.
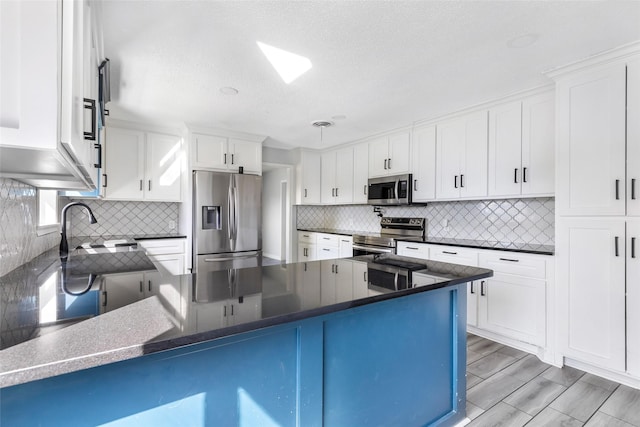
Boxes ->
[0,248,491,427]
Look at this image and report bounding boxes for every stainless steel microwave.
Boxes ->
[367,174,412,205]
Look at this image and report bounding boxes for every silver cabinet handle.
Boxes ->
[139,281,143,293]
[632,178,637,200]
[304,188,307,198]
[615,236,620,257]
[364,271,367,282]
[460,174,464,188]
[632,237,636,259]
[139,180,143,191]
[231,154,234,165]
[322,237,331,240]
[443,251,457,255]
[331,264,335,273]
[364,185,367,195]
[406,247,419,250]
[335,264,338,274]
[148,280,152,292]
[523,167,527,183]
[454,175,458,189]
[470,282,475,294]
[616,179,620,200]
[480,280,486,296]
[224,153,227,164]
[414,180,418,191]
[499,257,519,262]
[335,187,338,197]
[148,180,151,191]
[384,159,388,170]
[388,158,391,169]
[323,248,331,251]
[514,168,518,184]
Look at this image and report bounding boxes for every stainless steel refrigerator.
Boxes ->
[192,171,262,301]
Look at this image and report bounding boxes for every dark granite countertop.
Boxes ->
[297,228,554,255]
[0,248,491,388]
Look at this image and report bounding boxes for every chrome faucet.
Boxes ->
[59,202,98,258]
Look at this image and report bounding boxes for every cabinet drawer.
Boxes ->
[396,242,429,260]
[479,252,546,279]
[298,231,317,244]
[428,246,479,267]
[317,245,340,260]
[137,238,186,255]
[317,233,340,247]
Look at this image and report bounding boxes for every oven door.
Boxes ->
[352,244,395,257]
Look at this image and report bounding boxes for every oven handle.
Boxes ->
[394,272,399,291]
[352,244,394,254]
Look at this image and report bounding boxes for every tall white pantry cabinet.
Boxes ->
[553,46,640,381]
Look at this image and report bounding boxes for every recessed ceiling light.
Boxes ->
[220,87,239,95]
[331,115,346,120]
[257,41,312,84]
[507,33,539,49]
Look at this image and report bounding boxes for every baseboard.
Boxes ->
[564,357,640,390]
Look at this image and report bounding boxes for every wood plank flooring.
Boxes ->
[466,334,640,427]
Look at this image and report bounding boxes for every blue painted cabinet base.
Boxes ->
[1,285,467,426]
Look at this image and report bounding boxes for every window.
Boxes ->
[37,189,59,235]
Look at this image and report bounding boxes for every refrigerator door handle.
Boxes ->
[227,182,234,241]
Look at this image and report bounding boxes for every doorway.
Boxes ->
[262,163,293,263]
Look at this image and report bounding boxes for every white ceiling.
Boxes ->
[101,0,640,150]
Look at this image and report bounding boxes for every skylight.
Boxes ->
[257,42,312,84]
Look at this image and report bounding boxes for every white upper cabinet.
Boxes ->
[555,61,627,216]
[0,0,100,189]
[296,150,321,204]
[104,126,182,202]
[192,133,262,174]
[321,147,354,204]
[368,131,411,177]
[628,58,640,217]
[104,127,145,200]
[488,92,555,198]
[411,125,436,202]
[436,111,488,200]
[352,143,369,204]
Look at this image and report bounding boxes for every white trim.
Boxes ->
[36,224,59,236]
[563,357,640,390]
[545,40,640,79]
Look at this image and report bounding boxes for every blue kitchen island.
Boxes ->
[0,251,492,426]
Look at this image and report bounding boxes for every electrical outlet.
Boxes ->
[169,220,176,230]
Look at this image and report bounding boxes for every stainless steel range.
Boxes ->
[352,217,426,256]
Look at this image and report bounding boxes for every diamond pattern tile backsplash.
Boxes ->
[68,199,179,237]
[0,179,60,277]
[297,198,555,246]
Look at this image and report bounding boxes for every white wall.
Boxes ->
[262,167,290,260]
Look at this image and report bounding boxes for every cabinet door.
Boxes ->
[193,300,227,332]
[628,58,640,217]
[478,274,545,346]
[192,133,227,170]
[351,261,369,299]
[522,92,555,196]
[335,260,353,303]
[145,132,182,202]
[296,262,321,309]
[460,111,488,198]
[321,151,337,204]
[339,237,353,258]
[335,147,354,203]
[297,243,317,262]
[229,139,262,174]
[436,119,463,199]
[388,131,410,174]
[352,143,369,204]
[298,150,321,204]
[556,63,626,216]
[60,0,90,173]
[627,220,640,376]
[101,272,144,313]
[557,218,626,371]
[229,294,262,326]
[368,137,389,178]
[104,127,145,200]
[320,260,337,305]
[467,281,478,327]
[488,101,522,197]
[411,125,436,201]
[144,271,182,319]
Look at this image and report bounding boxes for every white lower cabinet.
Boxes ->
[320,259,353,304]
[297,231,352,262]
[296,261,321,309]
[557,218,627,372]
[137,238,187,275]
[627,219,640,377]
[396,242,430,259]
[351,261,369,299]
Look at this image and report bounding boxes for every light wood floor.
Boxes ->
[466,334,640,426]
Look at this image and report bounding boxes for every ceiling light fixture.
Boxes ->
[220,87,239,95]
[311,120,334,142]
[507,33,539,49]
[257,41,312,84]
